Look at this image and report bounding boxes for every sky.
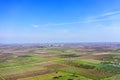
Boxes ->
[0,0,120,43]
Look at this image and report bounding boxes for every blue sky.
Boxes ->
[0,0,120,43]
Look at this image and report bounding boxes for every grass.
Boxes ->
[54,59,119,79]
[1,47,120,80]
[19,71,92,80]
[0,75,5,80]
[78,59,101,64]
[60,54,80,58]
[0,54,42,68]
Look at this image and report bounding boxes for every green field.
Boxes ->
[0,46,120,80]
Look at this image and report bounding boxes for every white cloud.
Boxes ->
[32,24,39,28]
[32,10,120,27]
[37,21,83,27]
[85,10,120,23]
[101,10,120,17]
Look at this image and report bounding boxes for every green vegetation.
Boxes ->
[20,71,92,80]
[0,46,120,80]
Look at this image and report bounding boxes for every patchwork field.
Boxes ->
[0,43,120,80]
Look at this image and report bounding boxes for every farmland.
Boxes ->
[0,43,120,80]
